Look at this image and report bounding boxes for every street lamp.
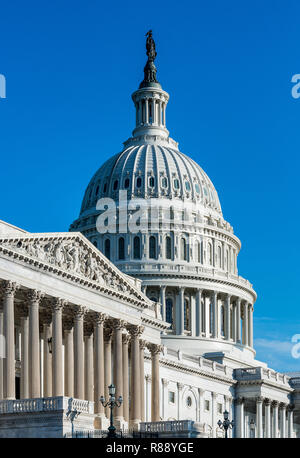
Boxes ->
[217,410,234,438]
[100,384,123,438]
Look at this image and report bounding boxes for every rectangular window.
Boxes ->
[168,391,175,404]
[205,400,210,411]
[218,403,223,414]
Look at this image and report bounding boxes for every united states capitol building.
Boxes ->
[0,33,299,438]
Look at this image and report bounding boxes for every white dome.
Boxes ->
[79,144,222,218]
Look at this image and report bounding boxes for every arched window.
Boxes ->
[136,177,142,188]
[104,239,110,260]
[184,299,190,331]
[133,236,141,259]
[118,237,125,260]
[165,236,172,259]
[209,301,213,334]
[149,176,155,188]
[124,178,130,189]
[226,249,229,271]
[113,180,118,191]
[149,236,156,259]
[181,238,187,261]
[166,298,173,325]
[230,308,233,339]
[103,182,107,194]
[95,185,99,196]
[161,177,168,188]
[221,305,225,336]
[218,246,222,268]
[93,240,98,248]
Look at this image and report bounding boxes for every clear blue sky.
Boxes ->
[0,0,299,372]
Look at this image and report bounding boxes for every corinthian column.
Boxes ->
[235,397,244,438]
[20,308,29,399]
[1,281,18,399]
[27,289,43,398]
[84,326,94,402]
[264,399,271,438]
[140,339,146,422]
[256,396,263,438]
[272,401,279,438]
[43,315,52,398]
[51,298,65,397]
[122,334,130,423]
[225,294,231,340]
[149,343,162,422]
[74,306,86,400]
[104,327,113,418]
[128,325,144,427]
[0,303,3,399]
[288,405,294,438]
[236,298,241,343]
[112,319,125,422]
[94,313,106,419]
[64,319,74,397]
[280,403,287,438]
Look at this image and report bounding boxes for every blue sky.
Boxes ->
[0,0,299,372]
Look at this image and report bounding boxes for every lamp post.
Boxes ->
[100,384,123,438]
[217,410,234,438]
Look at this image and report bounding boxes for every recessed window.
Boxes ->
[186,396,192,407]
[161,177,168,188]
[149,176,155,188]
[166,298,173,325]
[118,237,125,260]
[205,400,210,411]
[95,185,99,196]
[218,403,223,414]
[203,187,208,196]
[104,239,110,260]
[136,177,142,188]
[195,183,200,194]
[124,178,130,189]
[173,179,180,190]
[149,236,156,259]
[168,391,175,404]
[103,183,107,193]
[185,181,191,192]
[133,236,141,259]
[165,236,172,260]
[113,180,119,191]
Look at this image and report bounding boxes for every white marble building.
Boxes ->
[0,33,299,438]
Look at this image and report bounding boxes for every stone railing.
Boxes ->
[234,367,290,386]
[140,421,207,438]
[0,397,94,415]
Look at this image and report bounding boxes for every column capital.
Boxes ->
[93,312,107,326]
[63,318,73,331]
[145,374,152,382]
[256,396,264,403]
[148,343,163,355]
[50,297,67,312]
[111,317,126,331]
[177,382,184,391]
[162,378,169,387]
[287,404,295,412]
[73,305,87,320]
[272,400,279,408]
[279,402,287,409]
[139,339,147,350]
[235,396,244,405]
[211,290,218,299]
[26,289,44,304]
[127,324,144,337]
[104,326,113,343]
[264,398,271,406]
[84,323,93,337]
[0,280,18,298]
[212,392,217,400]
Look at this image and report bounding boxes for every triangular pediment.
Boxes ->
[0,231,151,308]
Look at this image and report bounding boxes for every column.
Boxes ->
[145,375,151,421]
[20,312,29,399]
[138,100,142,124]
[104,327,113,418]
[198,388,204,423]
[177,382,183,420]
[225,294,231,340]
[122,334,130,423]
[264,399,271,438]
[145,98,149,124]
[178,287,184,335]
[64,321,74,397]
[51,298,64,397]
[211,291,218,338]
[140,339,146,422]
[235,397,244,438]
[162,378,169,420]
[248,305,253,347]
[195,289,202,337]
[256,396,263,438]
[74,306,85,400]
[43,318,52,398]
[149,343,162,422]
[272,401,279,438]
[288,405,294,438]
[84,327,94,402]
[2,281,18,399]
[112,319,125,422]
[204,293,210,338]
[94,313,106,419]
[280,403,287,438]
[152,99,156,124]
[163,103,166,126]
[160,286,166,322]
[158,100,162,125]
[28,289,43,398]
[236,298,241,343]
[212,392,217,437]
[190,295,196,336]
[128,325,143,427]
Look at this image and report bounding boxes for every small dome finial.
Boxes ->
[140,30,161,89]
